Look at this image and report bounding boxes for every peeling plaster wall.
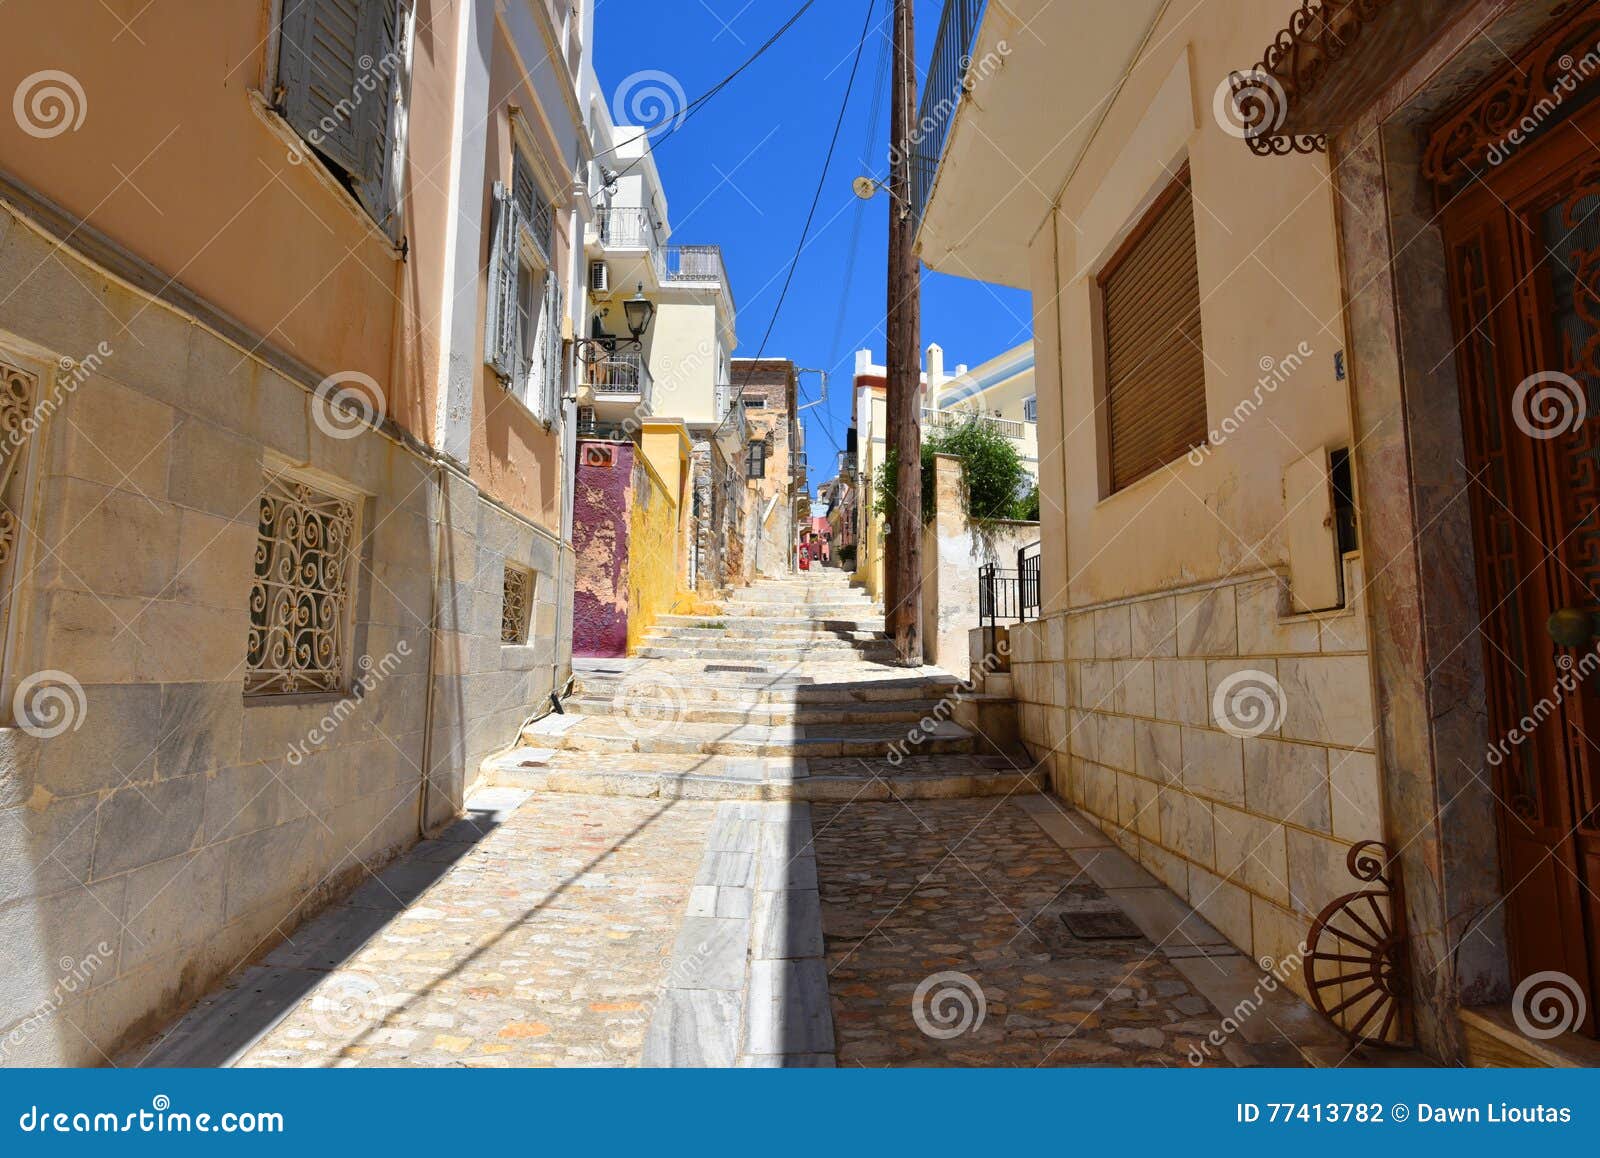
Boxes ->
[573,441,632,657]
[626,452,680,654]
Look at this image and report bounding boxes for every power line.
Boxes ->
[603,0,823,181]
[737,0,880,423]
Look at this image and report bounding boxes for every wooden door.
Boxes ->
[1443,103,1600,1037]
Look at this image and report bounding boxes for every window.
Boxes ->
[276,0,411,235]
[741,396,768,409]
[0,358,40,698]
[485,144,565,426]
[1098,167,1205,492]
[1023,394,1037,423]
[747,439,767,479]
[246,472,360,696]
[502,565,533,644]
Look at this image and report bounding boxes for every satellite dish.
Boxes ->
[852,176,879,201]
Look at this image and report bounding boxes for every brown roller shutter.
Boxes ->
[1098,168,1207,491]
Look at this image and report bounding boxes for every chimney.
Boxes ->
[926,343,945,407]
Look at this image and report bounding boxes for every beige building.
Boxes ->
[930,341,1039,478]
[0,0,592,1063]
[917,0,1600,1062]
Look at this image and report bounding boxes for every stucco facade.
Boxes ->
[0,0,588,1063]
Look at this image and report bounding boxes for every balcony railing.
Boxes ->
[912,0,990,230]
[923,406,1027,441]
[595,206,661,252]
[585,350,652,406]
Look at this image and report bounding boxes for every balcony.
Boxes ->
[594,206,661,253]
[662,245,737,315]
[913,0,1169,287]
[923,406,1027,442]
[584,350,652,408]
[911,0,989,231]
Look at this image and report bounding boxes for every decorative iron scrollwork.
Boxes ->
[1302,839,1412,1047]
[1231,0,1395,157]
[1423,4,1600,188]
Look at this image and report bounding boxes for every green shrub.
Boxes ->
[873,414,1035,526]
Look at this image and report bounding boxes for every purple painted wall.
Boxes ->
[573,441,633,658]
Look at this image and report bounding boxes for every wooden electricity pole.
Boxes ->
[885,0,922,666]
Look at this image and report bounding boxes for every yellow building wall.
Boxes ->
[626,452,683,654]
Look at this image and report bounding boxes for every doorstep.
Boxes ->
[1460,1005,1600,1067]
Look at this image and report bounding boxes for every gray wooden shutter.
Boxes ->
[543,270,564,424]
[278,0,367,176]
[357,0,409,231]
[484,183,520,380]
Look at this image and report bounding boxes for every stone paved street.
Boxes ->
[814,797,1236,1067]
[132,575,1332,1068]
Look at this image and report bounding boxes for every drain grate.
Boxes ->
[705,664,767,674]
[1059,910,1143,941]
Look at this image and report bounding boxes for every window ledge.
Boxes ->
[242,689,358,709]
[246,89,405,261]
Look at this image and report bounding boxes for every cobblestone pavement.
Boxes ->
[813,797,1237,1067]
[236,793,716,1067]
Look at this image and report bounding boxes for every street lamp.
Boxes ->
[622,284,656,342]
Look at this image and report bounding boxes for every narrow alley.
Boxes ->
[128,573,1335,1068]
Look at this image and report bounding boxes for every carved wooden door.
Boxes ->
[1444,103,1600,1037]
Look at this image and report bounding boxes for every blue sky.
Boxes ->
[592,0,1033,487]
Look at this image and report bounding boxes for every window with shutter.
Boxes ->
[277,0,409,235]
[1097,167,1206,492]
[484,183,521,380]
[747,440,767,479]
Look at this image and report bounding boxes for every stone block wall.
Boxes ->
[0,208,569,1064]
[1009,558,1381,1003]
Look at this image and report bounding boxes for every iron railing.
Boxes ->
[584,350,652,406]
[912,0,990,230]
[595,206,661,251]
[979,539,1042,630]
[923,405,1027,441]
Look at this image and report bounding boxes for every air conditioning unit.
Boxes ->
[589,261,610,293]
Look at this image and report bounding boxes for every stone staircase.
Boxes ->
[485,571,1041,801]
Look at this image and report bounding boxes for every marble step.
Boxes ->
[632,644,900,663]
[647,626,888,643]
[483,748,1042,802]
[652,615,886,633]
[564,695,952,727]
[572,669,963,706]
[708,605,884,618]
[520,715,976,758]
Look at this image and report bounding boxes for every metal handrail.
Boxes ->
[912,0,990,229]
[980,540,1041,630]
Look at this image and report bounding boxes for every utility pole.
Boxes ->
[885,0,922,666]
